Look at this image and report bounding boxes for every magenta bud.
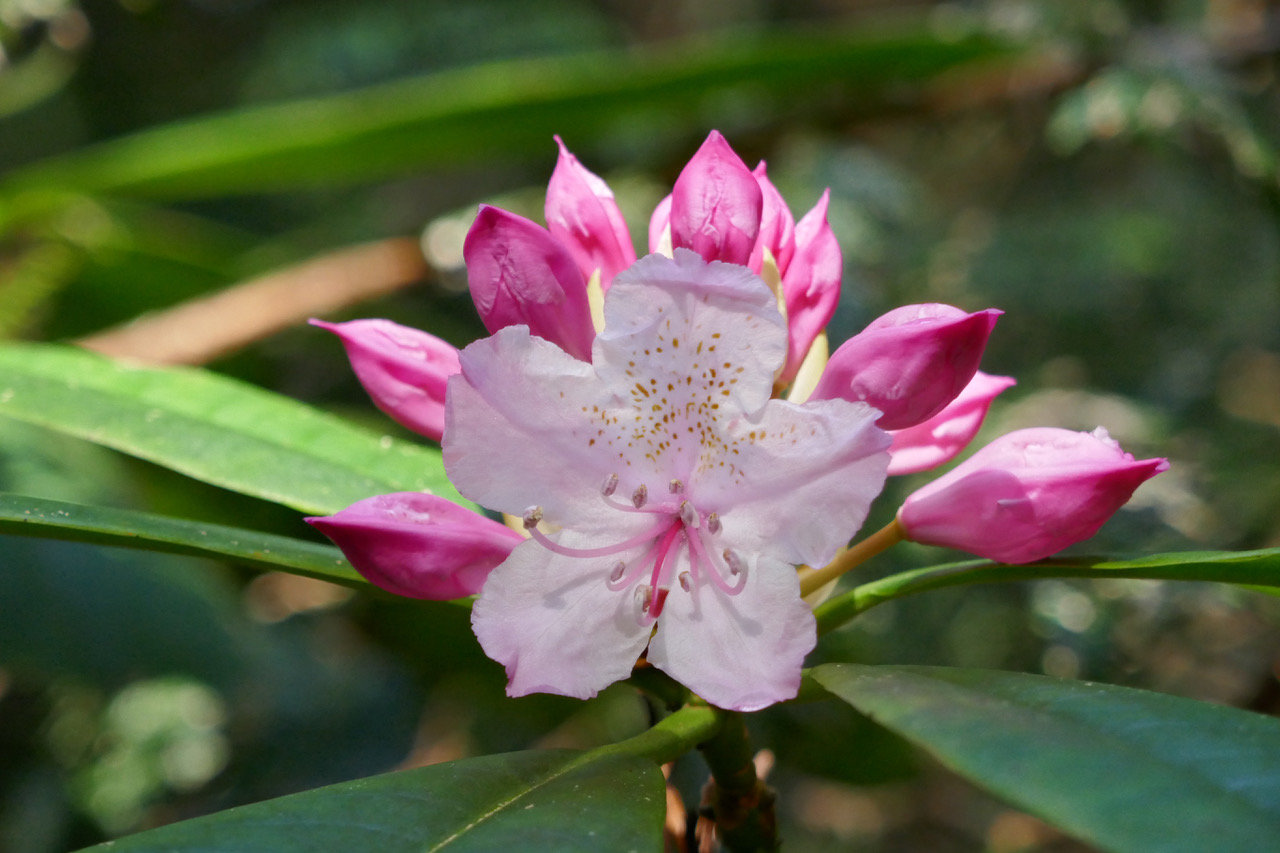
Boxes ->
[311,319,459,442]
[897,427,1169,564]
[779,190,841,384]
[811,304,1002,430]
[307,492,523,600]
[669,131,763,265]
[463,205,596,361]
[545,136,636,290]
[887,372,1016,476]
[648,193,672,254]
[748,162,796,276]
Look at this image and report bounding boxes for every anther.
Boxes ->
[723,548,745,577]
[669,478,684,494]
[635,584,653,614]
[706,512,722,534]
[610,561,627,583]
[631,484,648,509]
[678,571,692,592]
[602,473,619,497]
[679,500,699,528]
[522,506,544,529]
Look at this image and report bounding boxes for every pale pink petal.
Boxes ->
[306,493,521,600]
[898,427,1169,563]
[689,396,890,568]
[648,194,672,254]
[812,304,1002,430]
[669,131,762,265]
[471,534,655,700]
[887,372,1016,476]
[545,136,636,290]
[310,318,459,442]
[443,326,618,530]
[748,162,796,276]
[463,205,595,361]
[779,191,841,385]
[648,553,815,711]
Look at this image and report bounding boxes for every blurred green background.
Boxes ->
[1,1,1278,850]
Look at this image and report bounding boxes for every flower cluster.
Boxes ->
[308,131,1166,711]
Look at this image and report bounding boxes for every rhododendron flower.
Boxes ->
[446,250,889,711]
[897,427,1169,563]
[307,493,522,600]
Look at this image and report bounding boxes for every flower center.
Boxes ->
[522,474,746,625]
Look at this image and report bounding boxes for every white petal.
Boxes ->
[647,553,815,712]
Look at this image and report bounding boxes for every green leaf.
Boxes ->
[81,748,664,852]
[0,343,463,516]
[0,493,364,587]
[2,28,1010,201]
[815,548,1280,633]
[814,664,1280,853]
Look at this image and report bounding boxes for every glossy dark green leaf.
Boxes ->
[815,664,1280,853]
[0,493,364,587]
[815,548,1280,633]
[83,749,664,852]
[2,28,1010,200]
[0,343,463,515]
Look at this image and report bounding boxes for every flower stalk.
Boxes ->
[698,711,779,852]
[797,517,905,598]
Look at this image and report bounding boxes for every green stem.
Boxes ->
[581,703,722,768]
[698,711,779,853]
[813,549,1280,635]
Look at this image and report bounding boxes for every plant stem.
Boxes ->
[583,703,722,768]
[798,517,905,598]
[698,711,779,852]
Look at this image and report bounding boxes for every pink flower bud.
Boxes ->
[463,205,596,361]
[307,492,523,600]
[748,162,796,276]
[779,190,841,384]
[670,131,762,265]
[545,136,636,290]
[811,304,1002,431]
[648,193,672,254]
[887,372,1016,476]
[311,319,460,442]
[897,427,1169,564]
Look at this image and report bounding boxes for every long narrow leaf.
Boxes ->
[0,493,363,587]
[0,343,462,515]
[2,28,1011,200]
[815,664,1280,853]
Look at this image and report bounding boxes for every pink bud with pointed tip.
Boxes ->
[811,304,1002,430]
[311,318,460,442]
[307,492,523,600]
[779,190,840,384]
[463,205,596,361]
[887,371,1016,475]
[670,131,762,265]
[897,427,1169,564]
[749,162,796,276]
[648,193,672,254]
[545,136,636,290]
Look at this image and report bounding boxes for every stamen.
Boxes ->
[631,484,648,509]
[706,512,721,534]
[609,561,626,583]
[522,506,544,529]
[669,478,684,494]
[526,518,670,559]
[678,571,692,592]
[679,500,699,528]
[602,473,619,497]
[723,548,745,577]
[634,584,653,615]
[687,529,747,595]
